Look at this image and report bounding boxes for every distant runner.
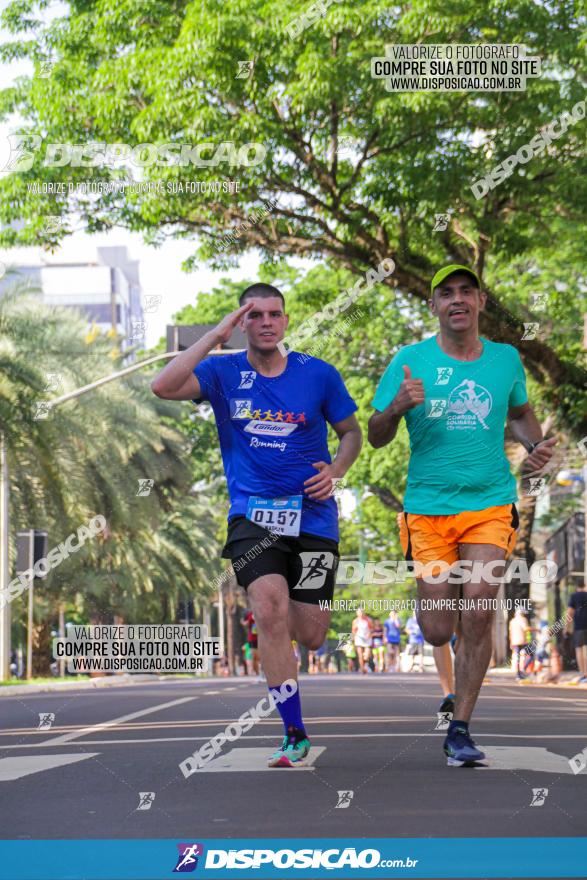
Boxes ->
[242,610,260,676]
[565,584,587,685]
[405,614,425,673]
[371,618,386,673]
[384,610,402,672]
[352,608,373,674]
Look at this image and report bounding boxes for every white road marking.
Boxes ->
[187,747,326,772]
[40,697,198,746]
[0,753,98,781]
[0,714,582,737]
[0,733,586,750]
[0,716,488,735]
[479,746,584,775]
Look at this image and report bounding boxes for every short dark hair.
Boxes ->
[239,283,285,308]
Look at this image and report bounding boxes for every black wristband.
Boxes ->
[526,440,542,454]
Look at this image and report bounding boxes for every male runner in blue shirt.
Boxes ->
[152,283,362,766]
[368,264,555,766]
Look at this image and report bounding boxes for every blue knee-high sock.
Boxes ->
[268,683,305,737]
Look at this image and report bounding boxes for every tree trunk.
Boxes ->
[87,609,110,677]
[31,618,53,677]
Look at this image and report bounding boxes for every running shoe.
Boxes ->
[443,726,486,767]
[439,694,455,716]
[267,726,310,767]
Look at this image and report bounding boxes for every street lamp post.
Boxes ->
[0,348,242,679]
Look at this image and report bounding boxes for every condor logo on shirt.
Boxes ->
[230,399,305,436]
[244,421,298,436]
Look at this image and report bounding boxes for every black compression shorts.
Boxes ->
[222,516,339,605]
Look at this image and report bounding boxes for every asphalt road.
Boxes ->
[0,672,586,879]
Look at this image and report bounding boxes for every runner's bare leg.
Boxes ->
[288,600,331,650]
[433,642,455,696]
[454,543,505,722]
[248,574,297,684]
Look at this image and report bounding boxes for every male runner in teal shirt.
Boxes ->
[368,264,555,765]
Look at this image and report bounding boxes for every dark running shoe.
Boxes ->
[438,693,455,716]
[443,726,486,767]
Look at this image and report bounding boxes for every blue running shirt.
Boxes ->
[371,336,528,514]
[194,351,357,541]
[406,616,424,644]
[384,619,401,644]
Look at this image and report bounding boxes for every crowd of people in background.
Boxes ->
[342,609,425,674]
[233,584,587,682]
[507,584,587,684]
[234,607,426,675]
[340,609,426,674]
[236,607,424,676]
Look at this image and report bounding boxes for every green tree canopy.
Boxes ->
[0,0,585,423]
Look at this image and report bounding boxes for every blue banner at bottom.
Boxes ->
[0,837,583,879]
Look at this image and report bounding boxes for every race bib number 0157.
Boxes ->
[246,495,302,536]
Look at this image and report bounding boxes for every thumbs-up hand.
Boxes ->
[393,363,425,415]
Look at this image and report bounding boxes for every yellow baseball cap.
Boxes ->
[431,264,481,296]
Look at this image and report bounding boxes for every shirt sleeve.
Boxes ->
[322,364,358,425]
[193,356,223,406]
[508,348,528,407]
[371,350,406,412]
[568,593,576,610]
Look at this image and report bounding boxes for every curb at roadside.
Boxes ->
[0,673,216,696]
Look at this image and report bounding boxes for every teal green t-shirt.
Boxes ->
[371,335,528,514]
